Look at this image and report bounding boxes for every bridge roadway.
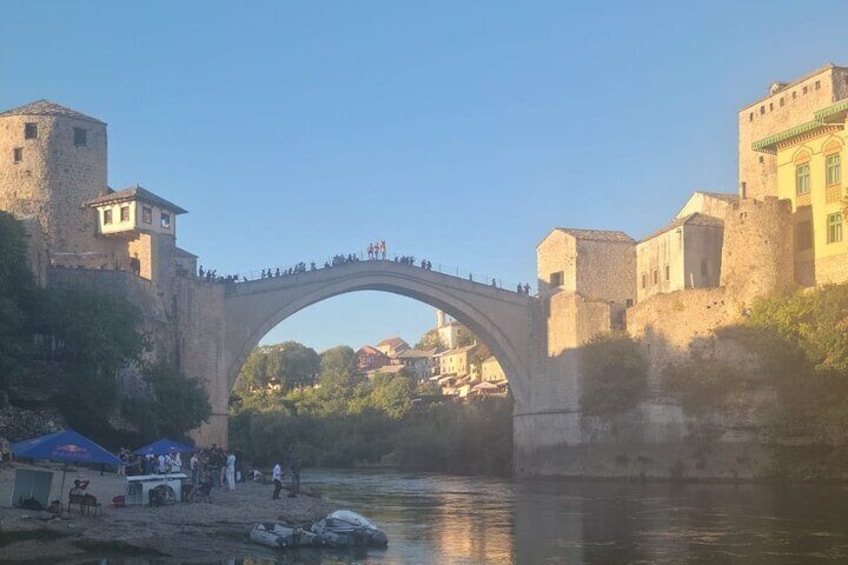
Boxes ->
[221,258,534,407]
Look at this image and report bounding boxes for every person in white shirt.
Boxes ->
[272,462,283,500]
[171,452,182,473]
[226,452,236,491]
[157,454,167,474]
[190,453,199,484]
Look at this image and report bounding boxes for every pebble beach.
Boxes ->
[0,461,338,563]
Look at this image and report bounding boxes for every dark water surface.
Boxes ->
[25,468,848,564]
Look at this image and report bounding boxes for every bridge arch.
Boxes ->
[222,260,532,408]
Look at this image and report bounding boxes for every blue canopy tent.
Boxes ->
[133,438,195,457]
[11,430,121,505]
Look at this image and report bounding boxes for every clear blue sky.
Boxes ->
[2,1,847,352]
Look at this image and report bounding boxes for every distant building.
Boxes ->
[356,345,390,373]
[739,64,848,202]
[636,213,724,303]
[751,91,848,286]
[395,348,434,381]
[480,356,505,383]
[438,344,477,379]
[84,184,188,282]
[375,337,409,358]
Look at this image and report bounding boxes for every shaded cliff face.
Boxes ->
[0,402,64,443]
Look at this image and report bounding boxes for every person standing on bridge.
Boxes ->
[380,240,386,260]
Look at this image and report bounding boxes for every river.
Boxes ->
[41,468,848,564]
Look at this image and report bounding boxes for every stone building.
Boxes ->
[536,228,635,354]
[394,348,434,381]
[750,98,848,286]
[636,213,724,303]
[356,345,390,373]
[0,101,115,265]
[375,337,409,358]
[739,64,848,201]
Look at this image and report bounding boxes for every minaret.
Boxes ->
[436,309,446,328]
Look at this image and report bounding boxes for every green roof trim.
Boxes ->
[752,120,822,151]
[753,99,848,152]
[814,99,848,120]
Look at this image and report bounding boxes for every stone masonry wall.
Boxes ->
[626,287,741,388]
[720,197,794,302]
[816,252,848,285]
[536,230,575,298]
[576,239,636,304]
[174,277,227,448]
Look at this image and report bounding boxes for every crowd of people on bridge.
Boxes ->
[198,266,243,283]
[195,243,532,295]
[367,241,387,260]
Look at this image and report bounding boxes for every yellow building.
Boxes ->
[752,99,848,285]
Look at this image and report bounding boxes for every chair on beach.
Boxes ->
[68,492,102,516]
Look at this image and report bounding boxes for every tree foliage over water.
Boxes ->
[230,342,513,476]
[663,284,848,448]
[743,285,848,444]
[579,332,649,415]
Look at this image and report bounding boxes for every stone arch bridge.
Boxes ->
[220,260,533,407]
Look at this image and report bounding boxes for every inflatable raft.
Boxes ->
[249,522,321,548]
[249,510,388,550]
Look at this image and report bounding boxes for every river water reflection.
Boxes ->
[45,469,848,564]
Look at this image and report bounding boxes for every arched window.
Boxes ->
[794,149,811,195]
[823,139,842,187]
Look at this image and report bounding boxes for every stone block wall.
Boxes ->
[576,239,636,303]
[626,287,741,386]
[536,230,576,297]
[816,253,848,284]
[174,277,227,448]
[20,216,48,287]
[546,292,613,357]
[720,197,794,302]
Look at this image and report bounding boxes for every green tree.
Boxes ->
[33,288,147,436]
[369,372,416,419]
[138,361,211,440]
[275,341,320,390]
[579,332,648,415]
[740,285,848,443]
[416,329,444,350]
[234,347,275,394]
[0,212,37,387]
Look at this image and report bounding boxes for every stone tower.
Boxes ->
[720,197,794,301]
[0,100,108,258]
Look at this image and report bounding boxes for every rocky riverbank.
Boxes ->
[0,461,338,563]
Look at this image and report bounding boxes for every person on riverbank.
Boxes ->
[288,456,301,497]
[272,462,283,500]
[69,479,90,497]
[190,452,200,484]
[226,451,236,491]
